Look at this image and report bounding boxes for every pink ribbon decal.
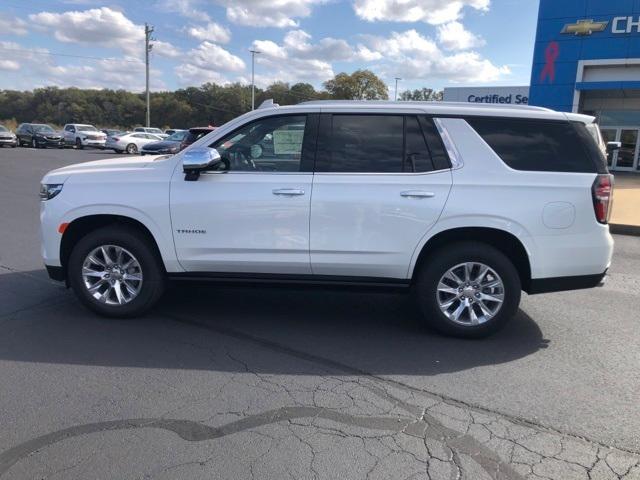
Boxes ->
[540,41,559,83]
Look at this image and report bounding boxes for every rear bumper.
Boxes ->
[526,270,607,294]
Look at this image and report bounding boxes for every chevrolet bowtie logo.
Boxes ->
[561,19,608,35]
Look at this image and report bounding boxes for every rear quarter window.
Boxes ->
[466,117,601,173]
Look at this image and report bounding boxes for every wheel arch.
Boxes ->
[410,227,532,292]
[59,214,167,280]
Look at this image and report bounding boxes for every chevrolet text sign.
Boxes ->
[443,86,530,105]
[562,17,640,35]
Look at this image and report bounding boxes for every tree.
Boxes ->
[323,70,388,100]
[399,88,443,102]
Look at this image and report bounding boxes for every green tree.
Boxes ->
[323,70,389,100]
[399,88,443,102]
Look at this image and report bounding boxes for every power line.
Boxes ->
[0,46,143,64]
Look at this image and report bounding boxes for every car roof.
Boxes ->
[256,100,593,123]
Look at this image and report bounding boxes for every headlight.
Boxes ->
[40,184,63,200]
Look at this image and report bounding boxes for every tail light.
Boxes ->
[112,137,120,141]
[592,174,614,224]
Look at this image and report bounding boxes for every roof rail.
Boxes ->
[298,100,553,112]
[258,99,279,109]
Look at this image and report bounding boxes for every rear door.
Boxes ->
[310,113,452,279]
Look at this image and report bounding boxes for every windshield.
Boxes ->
[34,125,54,133]
[77,125,97,131]
[148,128,163,134]
[0,125,8,132]
[166,130,187,141]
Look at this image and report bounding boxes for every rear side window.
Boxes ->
[466,117,599,173]
[327,115,404,172]
[316,114,450,173]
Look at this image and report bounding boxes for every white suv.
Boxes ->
[40,101,614,337]
[63,124,107,149]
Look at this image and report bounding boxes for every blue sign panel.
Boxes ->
[529,0,640,112]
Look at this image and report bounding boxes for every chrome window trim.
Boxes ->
[433,118,463,169]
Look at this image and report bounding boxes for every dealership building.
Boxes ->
[444,0,640,173]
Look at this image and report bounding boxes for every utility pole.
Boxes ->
[145,23,154,127]
[250,49,260,110]
[394,77,402,101]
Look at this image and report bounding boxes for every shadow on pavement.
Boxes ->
[0,270,549,377]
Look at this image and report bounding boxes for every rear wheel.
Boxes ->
[126,143,138,154]
[68,226,165,317]
[414,242,521,338]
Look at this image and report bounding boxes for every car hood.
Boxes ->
[142,140,180,150]
[42,155,166,184]
[36,131,63,137]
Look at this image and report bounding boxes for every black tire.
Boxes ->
[413,242,521,338]
[75,137,83,150]
[68,226,165,318]
[126,143,138,154]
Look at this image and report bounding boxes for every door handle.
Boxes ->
[273,188,305,196]
[400,190,435,198]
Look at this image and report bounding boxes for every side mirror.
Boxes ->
[183,147,222,181]
[607,141,622,152]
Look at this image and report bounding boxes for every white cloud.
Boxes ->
[437,21,485,50]
[251,30,351,86]
[156,0,211,22]
[29,7,181,59]
[175,41,245,86]
[0,41,166,91]
[0,15,28,36]
[353,0,490,25]
[222,0,322,28]
[187,22,231,44]
[356,29,509,83]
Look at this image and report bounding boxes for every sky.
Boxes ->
[0,0,540,94]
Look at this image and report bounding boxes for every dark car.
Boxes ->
[16,123,65,148]
[180,126,216,151]
[0,125,18,148]
[140,130,188,155]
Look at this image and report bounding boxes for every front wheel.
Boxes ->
[68,226,165,317]
[414,242,521,338]
[75,138,83,149]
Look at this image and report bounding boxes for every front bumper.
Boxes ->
[81,139,106,148]
[37,138,65,147]
[0,137,17,146]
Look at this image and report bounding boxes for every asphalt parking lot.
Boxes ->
[1,146,639,479]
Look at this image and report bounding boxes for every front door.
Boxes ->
[170,113,317,274]
[310,114,452,279]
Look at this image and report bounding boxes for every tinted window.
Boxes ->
[0,125,7,132]
[212,115,307,172]
[467,117,598,173]
[420,117,451,170]
[405,116,433,172]
[327,115,403,172]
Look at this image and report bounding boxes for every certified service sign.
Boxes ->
[443,86,530,105]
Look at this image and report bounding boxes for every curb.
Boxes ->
[610,223,640,237]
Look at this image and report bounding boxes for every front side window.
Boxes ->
[211,115,307,172]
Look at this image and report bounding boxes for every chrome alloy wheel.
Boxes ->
[436,262,505,326]
[81,245,143,305]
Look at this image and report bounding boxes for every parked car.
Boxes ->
[133,127,168,139]
[140,130,188,155]
[39,101,614,338]
[0,125,18,148]
[105,131,163,154]
[101,129,124,138]
[180,127,216,151]
[164,129,185,136]
[16,123,65,148]
[63,124,107,149]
